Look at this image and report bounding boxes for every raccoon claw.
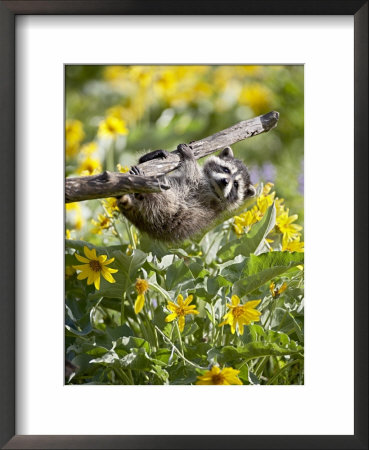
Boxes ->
[129,166,144,176]
[138,149,169,164]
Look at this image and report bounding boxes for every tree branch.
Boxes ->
[65,110,279,203]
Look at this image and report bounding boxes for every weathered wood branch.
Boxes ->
[65,110,279,203]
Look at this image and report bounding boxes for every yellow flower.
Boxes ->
[239,84,272,114]
[165,294,199,332]
[103,66,128,82]
[73,246,118,290]
[282,238,304,253]
[77,156,102,175]
[65,229,72,239]
[135,278,149,314]
[117,163,130,173]
[270,281,288,298]
[257,193,275,215]
[98,116,129,138]
[66,119,85,158]
[219,295,261,335]
[102,198,120,216]
[233,210,257,235]
[196,366,242,385]
[65,202,83,230]
[262,182,274,196]
[65,265,76,278]
[81,142,98,155]
[277,211,303,244]
[91,214,112,234]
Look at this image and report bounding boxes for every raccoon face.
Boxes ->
[204,146,256,208]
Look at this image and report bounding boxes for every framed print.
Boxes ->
[0,1,367,449]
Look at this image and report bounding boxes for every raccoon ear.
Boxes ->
[245,185,256,198]
[219,146,234,159]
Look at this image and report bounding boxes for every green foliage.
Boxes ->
[66,203,304,385]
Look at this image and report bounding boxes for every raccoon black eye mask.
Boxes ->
[118,144,255,243]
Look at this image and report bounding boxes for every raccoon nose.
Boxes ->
[221,178,229,186]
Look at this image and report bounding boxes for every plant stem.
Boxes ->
[266,359,297,385]
[175,322,184,354]
[106,140,115,172]
[155,326,207,370]
[120,293,125,326]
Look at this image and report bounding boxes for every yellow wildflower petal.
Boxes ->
[94,274,101,290]
[98,254,107,263]
[167,302,178,313]
[279,282,288,294]
[134,294,145,314]
[101,267,116,284]
[75,253,90,263]
[84,246,97,260]
[102,257,115,266]
[245,299,262,309]
[86,272,95,285]
[185,309,199,316]
[231,295,240,306]
[76,269,89,280]
[165,313,177,323]
[178,316,186,332]
[177,294,184,306]
[184,295,194,306]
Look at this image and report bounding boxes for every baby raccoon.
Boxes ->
[118,143,255,242]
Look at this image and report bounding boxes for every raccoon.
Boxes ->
[118,143,255,242]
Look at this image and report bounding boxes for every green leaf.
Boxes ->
[206,276,232,296]
[115,336,151,355]
[113,249,147,281]
[119,348,160,370]
[218,203,276,261]
[218,256,248,283]
[200,227,225,264]
[188,261,209,279]
[165,260,193,291]
[233,252,304,296]
[66,239,122,255]
[217,341,303,364]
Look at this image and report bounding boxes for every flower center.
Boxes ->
[135,279,149,294]
[211,373,225,385]
[89,260,102,272]
[176,307,185,317]
[232,306,244,318]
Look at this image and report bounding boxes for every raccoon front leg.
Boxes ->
[176,143,201,182]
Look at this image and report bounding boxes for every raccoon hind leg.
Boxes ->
[138,149,170,164]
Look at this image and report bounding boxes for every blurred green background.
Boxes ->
[66,65,303,238]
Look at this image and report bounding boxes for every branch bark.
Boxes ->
[65,110,279,203]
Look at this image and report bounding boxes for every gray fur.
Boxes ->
[118,144,255,242]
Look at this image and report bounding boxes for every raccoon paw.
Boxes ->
[129,166,144,176]
[177,143,194,160]
[118,194,133,210]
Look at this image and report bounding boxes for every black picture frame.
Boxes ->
[0,1,367,449]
